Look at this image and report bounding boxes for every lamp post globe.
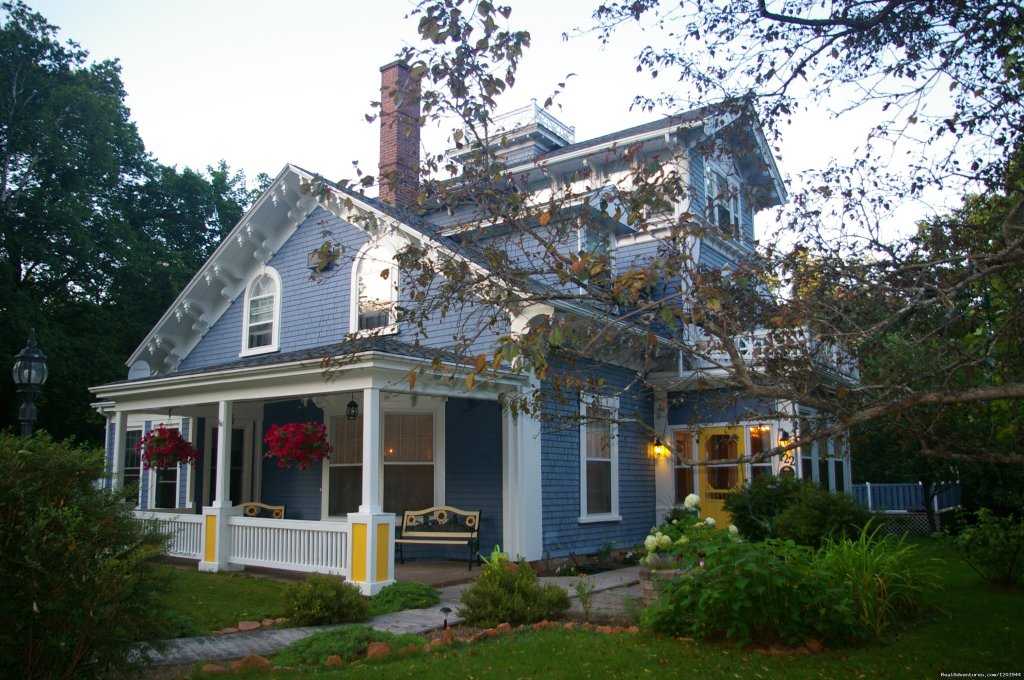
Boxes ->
[12,329,48,438]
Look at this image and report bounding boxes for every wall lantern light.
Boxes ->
[778,429,791,445]
[651,436,670,459]
[12,329,48,438]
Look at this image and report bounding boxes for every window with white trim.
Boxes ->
[580,394,619,520]
[706,165,741,237]
[241,268,281,355]
[352,244,398,334]
[748,425,773,479]
[123,429,142,503]
[383,413,434,513]
[672,430,696,505]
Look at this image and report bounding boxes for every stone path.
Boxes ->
[143,565,642,666]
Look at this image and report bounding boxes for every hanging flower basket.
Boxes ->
[138,424,201,471]
[263,421,332,470]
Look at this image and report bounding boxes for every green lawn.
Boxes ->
[151,563,291,632]
[185,540,1023,678]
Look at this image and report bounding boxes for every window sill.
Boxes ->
[350,325,398,339]
[239,345,279,358]
[577,513,622,524]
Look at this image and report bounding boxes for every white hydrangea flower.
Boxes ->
[728,524,739,534]
[657,533,672,549]
[683,493,701,510]
[644,534,658,552]
[704,516,716,527]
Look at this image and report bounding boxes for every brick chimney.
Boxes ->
[378,60,421,208]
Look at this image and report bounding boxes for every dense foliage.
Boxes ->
[0,433,168,678]
[273,625,426,667]
[948,508,1024,587]
[284,574,369,626]
[459,547,570,627]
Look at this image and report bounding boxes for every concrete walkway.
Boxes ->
[144,565,642,666]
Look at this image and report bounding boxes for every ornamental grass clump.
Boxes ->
[459,546,570,628]
[263,421,332,470]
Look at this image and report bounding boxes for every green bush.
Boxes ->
[814,525,937,636]
[273,625,425,666]
[284,574,369,626]
[723,474,805,541]
[459,547,570,628]
[948,508,1024,587]
[641,538,856,646]
[0,433,169,678]
[772,484,873,547]
[369,581,440,616]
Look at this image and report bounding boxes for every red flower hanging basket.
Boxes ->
[263,421,332,470]
[138,424,201,471]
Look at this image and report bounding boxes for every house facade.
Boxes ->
[91,62,853,594]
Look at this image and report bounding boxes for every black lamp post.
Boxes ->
[12,330,48,438]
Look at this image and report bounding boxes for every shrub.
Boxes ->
[948,508,1024,587]
[369,581,440,616]
[723,474,805,541]
[284,574,369,625]
[771,484,873,547]
[459,547,570,628]
[273,625,425,666]
[814,525,937,637]
[641,538,855,646]
[0,433,168,678]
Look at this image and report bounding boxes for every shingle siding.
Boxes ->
[540,359,655,557]
[668,388,776,426]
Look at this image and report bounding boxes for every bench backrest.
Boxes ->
[239,502,286,519]
[399,505,480,539]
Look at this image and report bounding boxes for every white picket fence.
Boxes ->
[135,511,351,577]
[227,516,350,576]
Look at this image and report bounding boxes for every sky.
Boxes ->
[27,0,953,227]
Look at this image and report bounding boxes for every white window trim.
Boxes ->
[240,267,282,357]
[670,429,697,505]
[578,393,621,523]
[705,159,742,237]
[349,240,399,338]
[144,419,192,511]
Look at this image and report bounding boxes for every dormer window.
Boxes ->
[351,244,398,335]
[706,167,741,237]
[241,268,281,355]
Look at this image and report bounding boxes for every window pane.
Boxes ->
[674,466,694,504]
[834,460,845,492]
[383,413,433,462]
[123,430,142,490]
[585,404,611,460]
[358,251,395,330]
[801,456,813,480]
[586,460,611,514]
[708,465,739,491]
[155,469,177,508]
[333,418,363,464]
[707,434,737,461]
[383,465,433,513]
[329,466,361,515]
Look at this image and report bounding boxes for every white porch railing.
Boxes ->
[227,516,350,577]
[684,327,860,381]
[135,511,204,560]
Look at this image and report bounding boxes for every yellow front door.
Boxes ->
[697,427,745,526]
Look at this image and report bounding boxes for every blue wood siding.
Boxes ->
[260,399,326,520]
[667,388,776,426]
[540,360,655,558]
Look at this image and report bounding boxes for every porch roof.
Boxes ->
[92,337,526,415]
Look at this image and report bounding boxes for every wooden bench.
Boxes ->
[239,502,285,519]
[395,505,481,570]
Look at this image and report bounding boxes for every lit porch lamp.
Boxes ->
[12,330,48,438]
[778,429,791,445]
[651,436,670,459]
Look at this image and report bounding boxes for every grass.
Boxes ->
[184,539,1023,678]
[150,562,291,632]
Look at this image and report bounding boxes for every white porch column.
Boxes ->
[110,411,128,491]
[349,386,395,595]
[502,380,543,562]
[200,399,242,573]
[653,389,673,526]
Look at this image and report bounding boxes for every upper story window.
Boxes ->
[351,244,398,335]
[706,169,740,237]
[578,224,615,290]
[241,268,281,355]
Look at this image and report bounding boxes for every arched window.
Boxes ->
[241,268,281,354]
[351,244,397,334]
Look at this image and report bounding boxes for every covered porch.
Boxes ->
[93,344,543,594]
